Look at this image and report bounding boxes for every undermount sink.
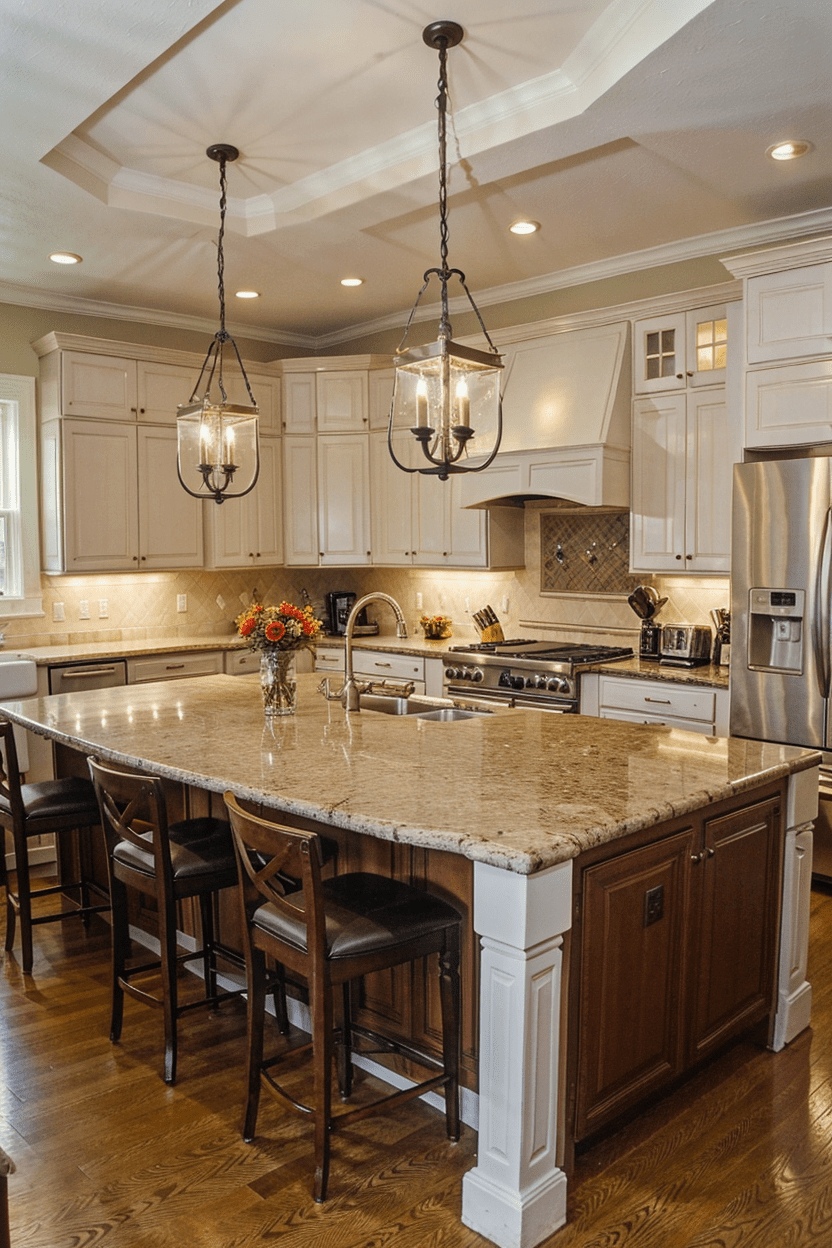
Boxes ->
[358,692,491,720]
[0,655,37,698]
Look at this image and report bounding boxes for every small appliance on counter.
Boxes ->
[659,624,712,667]
[325,591,379,636]
[627,585,668,660]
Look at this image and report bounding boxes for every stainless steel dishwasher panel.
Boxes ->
[48,659,128,694]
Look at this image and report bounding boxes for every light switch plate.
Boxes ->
[52,602,65,622]
[177,594,187,613]
[79,600,90,619]
[98,599,108,618]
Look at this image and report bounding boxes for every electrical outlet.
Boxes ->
[79,600,90,620]
[464,596,470,613]
[52,601,65,622]
[98,599,108,619]
[501,595,510,614]
[416,592,423,611]
[216,594,226,611]
[177,594,188,613]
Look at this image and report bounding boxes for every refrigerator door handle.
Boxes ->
[813,505,832,700]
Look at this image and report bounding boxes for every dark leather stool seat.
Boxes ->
[0,720,108,975]
[89,759,246,1084]
[224,791,462,1203]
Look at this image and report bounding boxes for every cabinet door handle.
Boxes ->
[165,664,185,671]
[374,662,392,668]
[645,697,672,704]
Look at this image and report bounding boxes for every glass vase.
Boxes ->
[260,650,297,717]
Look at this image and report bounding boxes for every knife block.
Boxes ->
[478,623,505,644]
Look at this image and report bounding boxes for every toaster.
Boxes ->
[659,624,712,667]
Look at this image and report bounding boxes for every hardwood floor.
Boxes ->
[1,880,832,1246]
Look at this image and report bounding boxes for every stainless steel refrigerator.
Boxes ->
[731,457,832,878]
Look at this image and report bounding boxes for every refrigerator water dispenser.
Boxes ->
[748,588,804,673]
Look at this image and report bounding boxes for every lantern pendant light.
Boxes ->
[177,144,260,504]
[388,21,503,482]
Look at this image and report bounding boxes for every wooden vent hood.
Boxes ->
[459,321,631,510]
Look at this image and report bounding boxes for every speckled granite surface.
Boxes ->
[592,656,730,690]
[1,672,815,875]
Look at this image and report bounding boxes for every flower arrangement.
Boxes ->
[235,600,323,653]
[420,613,453,640]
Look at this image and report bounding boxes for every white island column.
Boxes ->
[462,858,573,1248]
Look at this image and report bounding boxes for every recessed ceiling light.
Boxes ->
[341,277,363,287]
[509,221,540,235]
[234,290,260,299]
[49,251,82,264]
[766,140,813,161]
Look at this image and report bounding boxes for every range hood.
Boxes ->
[459,321,631,509]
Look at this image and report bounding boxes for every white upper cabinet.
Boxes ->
[316,371,369,432]
[136,425,204,568]
[137,360,200,423]
[368,368,395,430]
[204,436,283,568]
[317,433,371,565]
[59,351,139,420]
[282,435,320,565]
[633,305,728,394]
[282,372,317,434]
[745,262,832,364]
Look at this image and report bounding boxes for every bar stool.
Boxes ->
[0,719,108,975]
[89,759,246,1084]
[224,791,462,1203]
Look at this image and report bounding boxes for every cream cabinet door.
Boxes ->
[684,390,731,573]
[222,371,280,434]
[317,434,371,565]
[634,306,728,394]
[282,435,319,564]
[412,472,451,565]
[446,476,487,567]
[631,394,687,570]
[136,426,203,569]
[62,351,138,419]
[746,263,832,364]
[204,436,283,567]
[368,368,395,431]
[282,373,317,434]
[136,360,196,424]
[316,371,369,432]
[370,429,415,564]
[62,419,139,570]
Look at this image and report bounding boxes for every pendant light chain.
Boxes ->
[436,35,451,340]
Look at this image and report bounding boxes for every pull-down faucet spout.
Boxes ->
[341,593,408,711]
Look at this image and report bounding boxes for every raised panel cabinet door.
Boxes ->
[136,360,196,423]
[62,419,139,570]
[316,371,369,432]
[252,436,284,564]
[689,796,781,1063]
[282,373,317,434]
[745,359,832,449]
[136,425,203,569]
[369,428,414,564]
[411,472,450,565]
[630,394,687,571]
[222,372,280,435]
[317,433,371,565]
[62,351,137,419]
[684,388,731,573]
[574,830,694,1141]
[746,263,832,364]
[282,435,319,565]
[368,368,396,431]
[446,474,487,567]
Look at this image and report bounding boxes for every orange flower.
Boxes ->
[239,617,256,637]
[264,620,286,643]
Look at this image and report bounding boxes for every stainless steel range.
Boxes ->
[443,639,633,712]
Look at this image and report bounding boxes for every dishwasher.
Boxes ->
[48,659,128,694]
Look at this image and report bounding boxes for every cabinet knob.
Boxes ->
[686,371,694,377]
[675,554,682,560]
[140,555,146,561]
[132,555,138,562]
[676,373,684,380]
[685,554,693,561]
[366,550,371,557]
[691,852,702,864]
[706,846,715,857]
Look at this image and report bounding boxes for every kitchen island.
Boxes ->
[0,672,820,1248]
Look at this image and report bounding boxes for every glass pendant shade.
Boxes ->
[176,142,260,504]
[176,399,259,504]
[390,339,502,478]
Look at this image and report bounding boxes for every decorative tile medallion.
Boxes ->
[540,510,642,596]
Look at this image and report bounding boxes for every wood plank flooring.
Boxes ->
[2,880,832,1246]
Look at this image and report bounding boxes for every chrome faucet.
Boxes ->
[341,593,408,711]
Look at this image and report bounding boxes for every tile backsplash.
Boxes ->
[7,510,729,651]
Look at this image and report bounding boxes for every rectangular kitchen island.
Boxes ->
[0,672,820,1248]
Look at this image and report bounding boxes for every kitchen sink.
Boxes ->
[358,693,435,715]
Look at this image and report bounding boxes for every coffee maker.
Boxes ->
[627,585,668,660]
[325,591,377,636]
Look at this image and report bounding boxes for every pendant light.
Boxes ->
[177,144,259,505]
[388,21,503,482]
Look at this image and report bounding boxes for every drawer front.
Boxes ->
[315,647,344,673]
[224,649,261,675]
[599,677,716,722]
[599,708,715,735]
[353,652,424,681]
[127,651,224,683]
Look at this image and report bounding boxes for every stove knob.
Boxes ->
[445,666,460,681]
[534,674,548,689]
[524,676,536,689]
[461,666,473,681]
[499,671,525,691]
[470,668,484,682]
[547,676,569,693]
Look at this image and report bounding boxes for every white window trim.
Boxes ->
[0,375,43,618]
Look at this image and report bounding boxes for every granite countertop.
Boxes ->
[2,672,815,876]
[591,655,730,690]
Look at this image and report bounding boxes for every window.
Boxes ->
[0,376,42,617]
